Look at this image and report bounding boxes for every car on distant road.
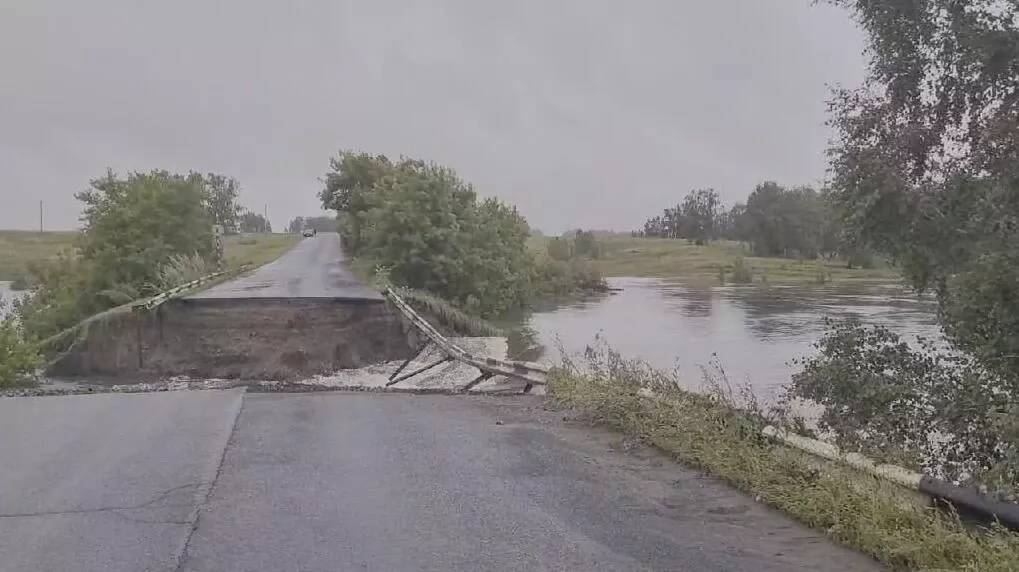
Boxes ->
[302,228,316,237]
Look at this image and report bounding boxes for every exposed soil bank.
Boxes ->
[48,297,414,380]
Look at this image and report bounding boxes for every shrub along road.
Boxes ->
[0,390,877,571]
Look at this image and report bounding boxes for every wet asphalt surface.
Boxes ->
[191,232,381,300]
[0,390,878,571]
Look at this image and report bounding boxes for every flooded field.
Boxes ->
[506,277,939,400]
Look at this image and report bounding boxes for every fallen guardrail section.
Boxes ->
[384,287,548,393]
[762,425,1019,531]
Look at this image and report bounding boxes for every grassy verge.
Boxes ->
[222,233,299,269]
[547,347,1019,570]
[0,231,298,285]
[529,235,899,284]
[0,231,77,283]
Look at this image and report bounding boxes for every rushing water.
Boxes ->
[505,277,939,400]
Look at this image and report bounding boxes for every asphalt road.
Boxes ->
[0,390,244,572]
[1,391,878,571]
[191,232,381,300]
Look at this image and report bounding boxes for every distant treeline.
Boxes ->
[636,183,871,266]
[286,216,336,233]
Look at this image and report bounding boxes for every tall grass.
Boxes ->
[549,342,1019,570]
[154,253,217,291]
[730,256,754,283]
[396,287,502,337]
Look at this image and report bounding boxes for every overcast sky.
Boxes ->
[0,1,866,233]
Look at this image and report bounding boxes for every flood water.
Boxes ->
[506,277,939,401]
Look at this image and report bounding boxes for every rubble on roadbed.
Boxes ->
[3,337,542,397]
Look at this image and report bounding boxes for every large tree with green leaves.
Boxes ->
[827,0,1019,383]
[77,170,214,294]
[196,173,242,233]
[320,152,541,316]
[19,170,216,340]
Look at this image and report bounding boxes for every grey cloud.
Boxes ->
[0,0,865,233]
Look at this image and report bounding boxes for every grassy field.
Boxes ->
[222,233,299,269]
[530,235,900,284]
[0,230,298,284]
[0,231,77,282]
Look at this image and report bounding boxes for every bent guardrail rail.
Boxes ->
[384,287,549,392]
[131,267,243,311]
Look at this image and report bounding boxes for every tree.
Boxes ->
[239,210,271,233]
[678,188,720,244]
[291,216,336,233]
[742,182,825,258]
[20,170,217,340]
[287,216,306,234]
[195,173,242,234]
[318,152,593,316]
[319,151,395,251]
[76,170,214,293]
[827,0,1019,384]
[572,230,601,258]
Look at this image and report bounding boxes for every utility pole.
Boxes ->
[39,200,43,233]
[263,204,268,233]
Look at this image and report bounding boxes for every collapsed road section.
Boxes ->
[48,233,414,381]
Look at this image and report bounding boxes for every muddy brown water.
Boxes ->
[503,277,939,401]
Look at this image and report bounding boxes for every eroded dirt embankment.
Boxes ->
[48,297,414,381]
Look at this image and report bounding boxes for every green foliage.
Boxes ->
[321,151,604,316]
[532,258,607,296]
[742,182,826,258]
[286,215,336,233]
[77,170,214,293]
[155,253,218,291]
[790,319,1018,494]
[546,237,573,261]
[640,185,866,262]
[395,287,502,337]
[319,151,394,252]
[20,170,217,340]
[571,230,601,258]
[827,0,1019,385]
[196,172,243,234]
[238,210,271,233]
[729,257,754,284]
[0,298,40,387]
[550,343,1019,571]
[641,188,720,243]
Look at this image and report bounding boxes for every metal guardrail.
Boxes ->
[131,267,243,311]
[384,287,549,392]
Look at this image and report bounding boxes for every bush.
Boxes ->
[572,230,601,258]
[546,237,573,261]
[322,152,603,316]
[155,253,217,291]
[788,319,1018,494]
[20,170,219,341]
[729,257,754,283]
[532,258,607,297]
